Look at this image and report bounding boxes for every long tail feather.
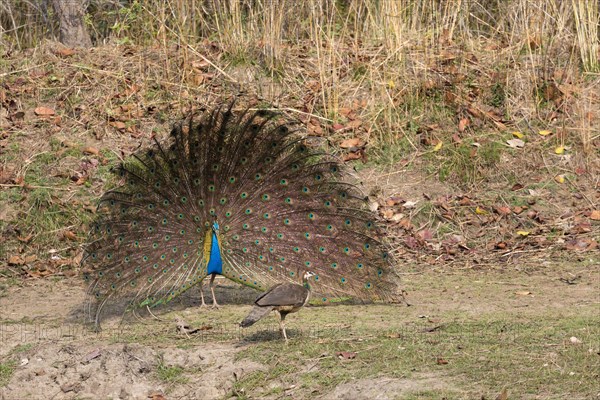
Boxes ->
[82,99,401,325]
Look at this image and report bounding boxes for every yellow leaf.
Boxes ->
[555,146,564,154]
[538,130,551,136]
[475,207,487,215]
[555,175,565,183]
[512,131,524,138]
[433,141,443,152]
[388,80,395,89]
[516,230,530,237]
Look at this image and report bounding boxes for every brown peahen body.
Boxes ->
[240,271,316,342]
[82,100,400,327]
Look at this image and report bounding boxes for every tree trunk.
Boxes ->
[51,0,92,48]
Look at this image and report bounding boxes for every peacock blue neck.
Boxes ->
[206,230,223,275]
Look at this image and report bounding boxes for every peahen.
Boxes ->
[240,271,316,342]
[83,100,400,327]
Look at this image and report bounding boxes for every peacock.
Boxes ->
[82,100,401,327]
[240,271,316,342]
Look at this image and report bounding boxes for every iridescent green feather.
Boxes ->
[82,100,400,326]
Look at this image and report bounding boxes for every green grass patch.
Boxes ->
[156,354,188,384]
[9,344,33,355]
[233,307,599,399]
[0,361,16,387]
[430,140,503,185]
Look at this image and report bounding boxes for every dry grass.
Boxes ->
[1,1,598,151]
[1,1,599,270]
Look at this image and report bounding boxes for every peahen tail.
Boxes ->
[240,306,274,327]
[82,100,400,325]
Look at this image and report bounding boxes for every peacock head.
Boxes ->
[212,221,219,232]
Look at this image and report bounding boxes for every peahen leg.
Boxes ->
[209,273,220,309]
[278,312,288,343]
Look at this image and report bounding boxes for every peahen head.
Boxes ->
[302,271,317,289]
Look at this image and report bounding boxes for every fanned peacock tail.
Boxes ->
[83,100,400,325]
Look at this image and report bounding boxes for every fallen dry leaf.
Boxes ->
[110,121,126,130]
[82,348,102,363]
[8,255,25,265]
[589,210,600,221]
[308,123,323,135]
[495,206,511,216]
[62,230,78,241]
[55,47,76,57]
[565,238,597,251]
[495,388,508,400]
[339,138,364,148]
[475,207,488,215]
[342,152,363,162]
[34,106,55,116]
[17,233,34,243]
[346,119,362,129]
[339,107,352,117]
[24,254,37,263]
[515,290,532,296]
[336,351,356,360]
[83,146,100,156]
[506,138,525,148]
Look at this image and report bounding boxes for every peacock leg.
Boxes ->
[199,283,207,308]
[209,273,220,308]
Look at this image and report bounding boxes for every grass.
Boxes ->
[0,361,16,387]
[9,344,33,355]
[0,265,597,397]
[0,131,106,264]
[155,354,188,384]
[219,266,600,399]
[431,140,503,185]
[230,308,599,399]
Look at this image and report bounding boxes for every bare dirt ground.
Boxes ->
[1,261,598,399]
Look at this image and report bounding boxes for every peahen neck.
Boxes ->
[206,229,223,275]
[302,276,312,291]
